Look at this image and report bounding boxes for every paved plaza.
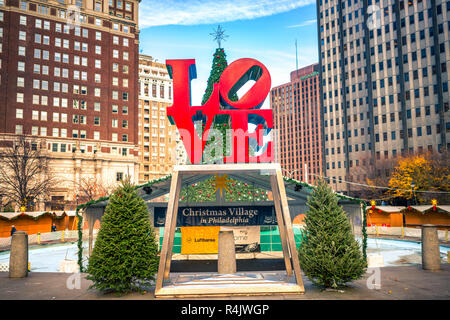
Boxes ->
[1,262,448,300]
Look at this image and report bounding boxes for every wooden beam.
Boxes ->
[275,168,305,290]
[270,174,293,275]
[155,170,181,293]
[175,163,279,175]
[164,172,182,279]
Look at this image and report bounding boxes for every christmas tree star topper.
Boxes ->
[210,25,229,48]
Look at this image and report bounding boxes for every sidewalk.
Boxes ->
[1,264,449,300]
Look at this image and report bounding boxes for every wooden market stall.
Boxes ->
[0,211,77,237]
[402,205,450,230]
[366,206,404,227]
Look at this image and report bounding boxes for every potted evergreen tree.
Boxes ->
[298,179,366,289]
[86,178,159,294]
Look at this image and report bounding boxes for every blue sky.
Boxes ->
[138,0,318,106]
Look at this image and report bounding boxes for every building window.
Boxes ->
[18,46,26,56]
[16,93,24,103]
[116,172,123,181]
[19,31,26,41]
[18,61,25,72]
[15,125,23,134]
[16,109,23,119]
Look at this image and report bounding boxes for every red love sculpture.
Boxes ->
[166,58,274,164]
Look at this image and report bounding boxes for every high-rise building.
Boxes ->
[271,63,323,184]
[0,0,140,210]
[317,0,449,194]
[138,54,182,183]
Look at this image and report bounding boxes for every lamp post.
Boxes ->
[282,168,301,180]
[411,182,416,205]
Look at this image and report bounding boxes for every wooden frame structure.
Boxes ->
[155,163,305,297]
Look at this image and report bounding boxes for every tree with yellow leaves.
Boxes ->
[388,152,450,204]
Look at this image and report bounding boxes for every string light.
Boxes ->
[308,173,450,194]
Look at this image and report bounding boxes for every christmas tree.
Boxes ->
[201,47,238,105]
[86,179,159,293]
[198,47,239,163]
[298,179,366,289]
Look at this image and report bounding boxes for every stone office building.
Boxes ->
[271,64,323,185]
[138,54,186,184]
[317,0,449,194]
[0,0,141,210]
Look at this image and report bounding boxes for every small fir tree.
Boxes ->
[298,179,366,289]
[86,179,159,294]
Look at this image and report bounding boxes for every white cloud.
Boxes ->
[286,19,317,28]
[139,0,316,28]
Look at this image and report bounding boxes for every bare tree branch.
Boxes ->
[0,135,58,210]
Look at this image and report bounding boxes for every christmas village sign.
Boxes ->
[154,205,276,227]
[155,55,305,296]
